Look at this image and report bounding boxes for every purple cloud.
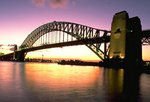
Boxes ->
[49,0,69,8]
[32,0,76,8]
[32,0,45,7]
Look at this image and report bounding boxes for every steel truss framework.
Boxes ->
[21,21,110,60]
[20,21,150,61]
[142,30,150,45]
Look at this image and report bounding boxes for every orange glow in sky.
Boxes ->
[25,45,100,61]
[142,46,150,60]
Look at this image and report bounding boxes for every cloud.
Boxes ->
[32,0,45,7]
[32,0,76,9]
[49,0,69,8]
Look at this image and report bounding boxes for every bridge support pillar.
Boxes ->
[109,11,128,60]
[123,17,142,101]
[15,51,25,62]
[108,11,142,68]
[125,17,142,69]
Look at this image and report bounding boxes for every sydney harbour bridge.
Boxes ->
[0,11,150,68]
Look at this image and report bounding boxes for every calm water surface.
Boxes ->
[0,62,149,102]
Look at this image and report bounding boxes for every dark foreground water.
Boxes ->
[0,62,149,102]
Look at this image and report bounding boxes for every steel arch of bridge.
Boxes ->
[21,21,110,60]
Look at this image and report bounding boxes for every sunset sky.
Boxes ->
[0,0,150,61]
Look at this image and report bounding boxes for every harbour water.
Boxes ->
[0,62,149,102]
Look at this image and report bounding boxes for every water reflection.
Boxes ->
[122,66,141,102]
[0,62,29,102]
[25,64,100,89]
[0,62,149,102]
[140,74,150,102]
[24,63,103,102]
[103,69,124,102]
